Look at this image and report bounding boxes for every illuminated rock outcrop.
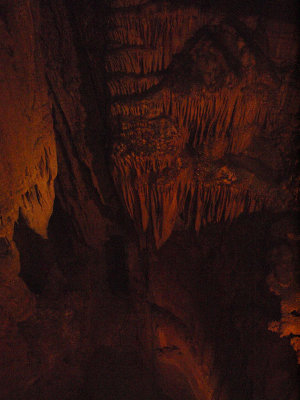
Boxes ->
[0,1,57,241]
[267,223,300,363]
[108,0,298,248]
[0,1,57,326]
[0,2,57,395]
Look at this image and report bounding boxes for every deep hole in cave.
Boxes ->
[13,214,54,295]
[47,196,91,292]
[47,197,78,269]
[104,234,129,296]
[13,198,84,296]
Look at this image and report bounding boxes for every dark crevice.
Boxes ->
[48,76,119,224]
[13,214,54,295]
[47,196,78,263]
[105,235,129,296]
[225,15,281,84]
[47,1,129,228]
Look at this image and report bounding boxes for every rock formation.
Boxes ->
[0,0,299,399]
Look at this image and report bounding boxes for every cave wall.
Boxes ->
[108,0,298,248]
[0,0,299,399]
[0,1,57,242]
[0,1,57,396]
[149,214,299,399]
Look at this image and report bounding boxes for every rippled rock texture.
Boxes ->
[0,0,299,399]
[108,0,298,248]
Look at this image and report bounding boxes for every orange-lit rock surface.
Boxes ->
[0,1,57,241]
[0,0,56,336]
[107,0,298,248]
[0,0,299,399]
[267,224,300,363]
[0,1,57,395]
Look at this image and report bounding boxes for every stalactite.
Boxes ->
[108,75,161,96]
[112,148,192,248]
[105,47,173,74]
[108,8,205,54]
[108,0,296,248]
[183,181,268,232]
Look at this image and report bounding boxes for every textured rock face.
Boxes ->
[0,1,57,395]
[267,223,300,363]
[0,1,57,241]
[0,0,57,328]
[39,0,115,247]
[0,0,299,399]
[147,217,299,400]
[107,0,298,248]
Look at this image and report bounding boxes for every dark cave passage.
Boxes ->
[105,235,130,296]
[13,215,54,295]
